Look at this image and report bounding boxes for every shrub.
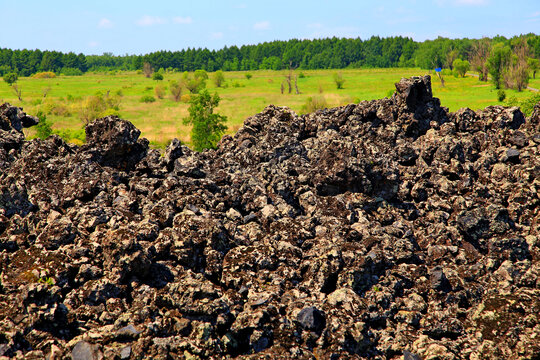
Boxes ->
[333,72,345,89]
[213,70,225,87]
[53,128,85,144]
[152,72,164,81]
[519,93,540,117]
[41,100,71,117]
[3,72,17,85]
[169,80,183,102]
[183,90,227,151]
[32,72,56,79]
[79,92,121,124]
[194,69,208,80]
[61,67,83,76]
[140,95,156,103]
[34,111,53,139]
[180,94,191,103]
[506,96,519,107]
[452,59,470,78]
[298,72,305,78]
[143,62,153,78]
[245,73,253,80]
[155,85,165,99]
[497,89,506,102]
[301,96,327,114]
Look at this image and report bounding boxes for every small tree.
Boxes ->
[487,43,511,89]
[245,73,252,80]
[453,59,470,77]
[3,72,17,85]
[194,69,208,81]
[35,111,53,139]
[504,39,530,92]
[333,72,345,89]
[152,72,164,81]
[528,57,539,79]
[183,89,227,151]
[184,71,206,94]
[213,70,225,87]
[154,85,165,99]
[169,80,182,102]
[470,38,490,81]
[12,84,22,101]
[143,62,153,78]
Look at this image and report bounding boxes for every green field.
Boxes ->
[1,68,538,147]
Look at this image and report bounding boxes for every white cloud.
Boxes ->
[98,18,113,29]
[137,15,167,26]
[211,32,224,39]
[253,21,270,31]
[173,16,193,24]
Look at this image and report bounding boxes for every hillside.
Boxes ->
[0,76,539,359]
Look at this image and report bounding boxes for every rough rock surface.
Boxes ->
[0,76,539,359]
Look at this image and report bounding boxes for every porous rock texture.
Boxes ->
[0,76,539,359]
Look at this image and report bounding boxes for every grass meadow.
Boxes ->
[0,68,538,148]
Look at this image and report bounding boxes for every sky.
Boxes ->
[0,0,538,55]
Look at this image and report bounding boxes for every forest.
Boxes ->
[1,34,539,76]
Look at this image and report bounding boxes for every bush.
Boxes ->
[155,85,165,99]
[3,72,17,85]
[53,128,85,144]
[152,72,164,81]
[213,70,225,87]
[79,92,121,124]
[183,90,227,151]
[301,96,327,114]
[180,94,191,103]
[61,67,83,76]
[140,95,156,103]
[506,96,519,107]
[40,100,71,117]
[32,72,56,79]
[298,72,305,78]
[245,73,253,80]
[497,89,506,102]
[519,93,540,117]
[194,69,208,81]
[453,59,470,78]
[333,72,345,89]
[34,111,53,139]
[169,80,182,102]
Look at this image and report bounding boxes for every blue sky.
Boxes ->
[1,0,538,55]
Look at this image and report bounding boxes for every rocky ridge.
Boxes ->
[0,76,539,359]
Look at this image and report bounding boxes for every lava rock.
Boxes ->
[297,306,326,332]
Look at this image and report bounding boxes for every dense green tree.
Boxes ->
[213,70,225,87]
[487,43,512,89]
[3,72,17,85]
[452,59,470,77]
[183,90,227,151]
[527,57,539,78]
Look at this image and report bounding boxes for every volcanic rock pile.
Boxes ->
[0,76,539,359]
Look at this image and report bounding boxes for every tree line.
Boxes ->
[1,34,538,78]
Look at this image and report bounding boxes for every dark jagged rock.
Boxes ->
[0,77,539,360]
[0,103,38,133]
[83,115,149,170]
